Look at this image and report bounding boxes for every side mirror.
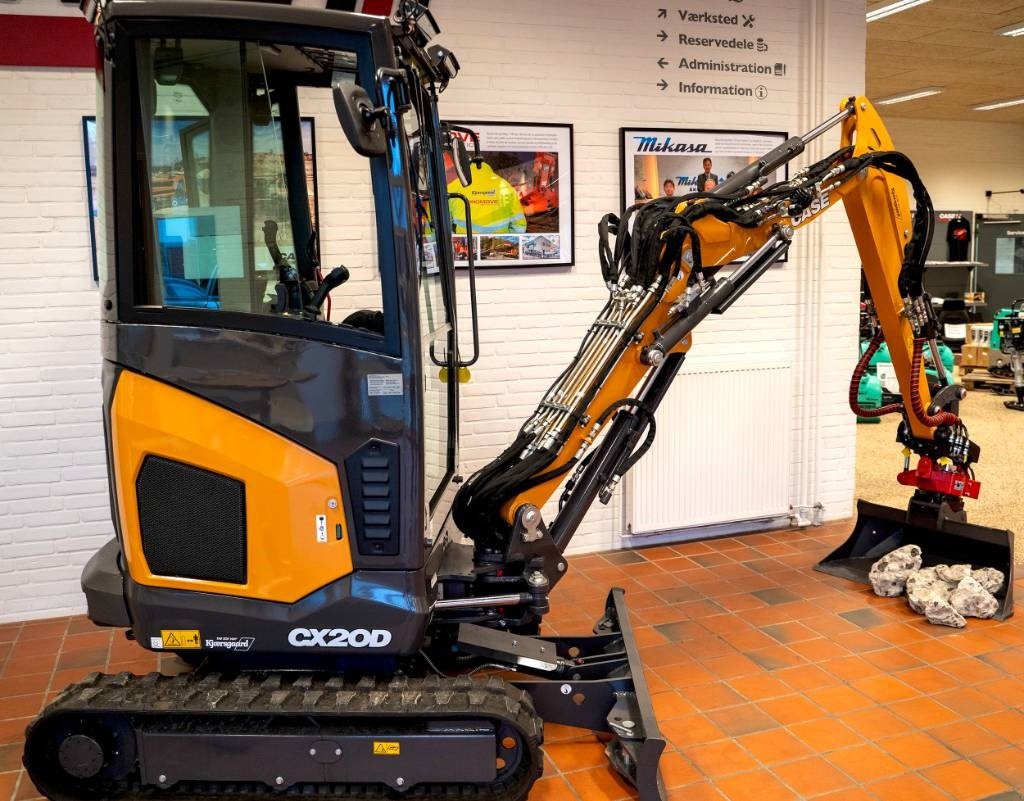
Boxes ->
[332,74,387,157]
[451,137,473,188]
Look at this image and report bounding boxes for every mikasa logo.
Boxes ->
[288,628,393,648]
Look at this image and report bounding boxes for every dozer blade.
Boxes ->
[815,499,1015,620]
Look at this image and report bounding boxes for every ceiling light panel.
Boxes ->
[866,0,931,22]
[876,87,943,105]
[974,97,1024,111]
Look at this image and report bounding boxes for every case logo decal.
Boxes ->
[160,629,202,649]
[288,628,393,648]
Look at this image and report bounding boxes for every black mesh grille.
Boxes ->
[137,456,247,584]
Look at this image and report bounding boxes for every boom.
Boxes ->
[453,96,979,551]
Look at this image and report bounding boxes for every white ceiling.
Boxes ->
[867,0,1024,121]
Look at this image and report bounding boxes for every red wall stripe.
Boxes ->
[0,15,95,68]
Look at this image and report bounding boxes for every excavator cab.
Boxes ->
[81,1,467,645]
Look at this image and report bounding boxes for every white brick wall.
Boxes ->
[0,0,867,622]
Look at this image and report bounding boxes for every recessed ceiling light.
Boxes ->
[866,0,931,22]
[974,97,1024,111]
[996,21,1024,37]
[876,87,943,105]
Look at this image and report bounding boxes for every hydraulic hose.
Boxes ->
[908,338,960,428]
[849,332,903,418]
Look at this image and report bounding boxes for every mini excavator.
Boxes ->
[24,2,1014,800]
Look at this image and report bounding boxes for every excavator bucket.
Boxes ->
[815,499,1015,620]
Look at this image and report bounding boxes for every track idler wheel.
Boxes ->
[23,714,135,801]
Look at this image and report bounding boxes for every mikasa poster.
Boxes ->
[445,121,574,269]
[620,127,787,208]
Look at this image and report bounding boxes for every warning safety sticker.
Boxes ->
[160,629,202,649]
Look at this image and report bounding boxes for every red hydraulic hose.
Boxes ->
[908,338,960,428]
[849,331,903,418]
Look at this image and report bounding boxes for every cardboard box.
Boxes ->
[960,344,990,368]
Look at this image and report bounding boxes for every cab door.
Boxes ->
[99,9,443,611]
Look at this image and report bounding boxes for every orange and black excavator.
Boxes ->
[23,2,1013,801]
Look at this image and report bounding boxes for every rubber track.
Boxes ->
[24,671,544,801]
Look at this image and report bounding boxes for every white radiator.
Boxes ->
[626,362,793,536]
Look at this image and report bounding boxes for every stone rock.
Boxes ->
[924,597,966,628]
[950,576,999,619]
[971,567,1005,595]
[906,567,949,614]
[869,544,923,597]
[935,564,972,583]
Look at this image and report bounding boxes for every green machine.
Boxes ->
[856,339,954,423]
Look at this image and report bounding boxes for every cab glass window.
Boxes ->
[133,37,386,337]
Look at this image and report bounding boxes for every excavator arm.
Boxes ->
[453,97,988,566]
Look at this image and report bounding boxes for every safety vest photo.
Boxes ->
[448,162,527,234]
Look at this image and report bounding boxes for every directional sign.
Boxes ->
[657,79,668,91]
[657,57,669,69]
[657,29,668,41]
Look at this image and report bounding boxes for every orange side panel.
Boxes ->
[111,371,352,603]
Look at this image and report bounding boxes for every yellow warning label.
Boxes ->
[373,742,400,756]
[160,629,202,649]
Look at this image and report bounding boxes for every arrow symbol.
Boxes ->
[657,57,669,69]
[657,79,668,91]
[657,7,667,17]
[657,29,668,41]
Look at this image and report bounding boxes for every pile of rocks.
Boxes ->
[868,544,1005,628]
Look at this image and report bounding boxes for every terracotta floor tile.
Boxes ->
[771,756,853,797]
[563,766,634,801]
[758,694,827,726]
[775,664,838,693]
[0,745,22,774]
[715,769,793,801]
[822,655,879,682]
[704,704,777,738]
[895,665,960,695]
[543,723,590,743]
[861,647,924,673]
[838,607,891,629]
[833,629,889,654]
[529,775,577,801]
[931,687,1005,718]
[55,648,107,672]
[696,652,761,680]
[974,746,1024,789]
[974,708,1024,741]
[880,731,957,770]
[727,674,790,703]
[978,647,1024,675]
[8,638,62,661]
[684,739,758,779]
[660,714,727,750]
[869,622,930,646]
[679,682,745,712]
[652,622,707,644]
[974,676,1024,707]
[0,771,18,801]
[787,637,850,662]
[789,718,863,753]
[938,656,1005,687]
[929,720,1008,757]
[656,659,716,688]
[840,707,913,740]
[826,743,905,783]
[0,675,50,700]
[737,728,812,765]
[888,697,960,729]
[650,691,694,721]
[851,674,919,704]
[901,637,963,664]
[746,645,804,672]
[868,772,953,801]
[814,788,880,801]
[665,780,726,801]
[1,655,55,679]
[544,740,608,773]
[0,695,43,723]
[923,759,1009,800]
[18,622,66,642]
[760,621,819,645]
[657,751,702,789]
[805,684,873,715]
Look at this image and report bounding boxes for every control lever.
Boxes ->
[304,266,349,320]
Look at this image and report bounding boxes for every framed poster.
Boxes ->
[83,116,319,281]
[444,121,574,269]
[620,127,788,207]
